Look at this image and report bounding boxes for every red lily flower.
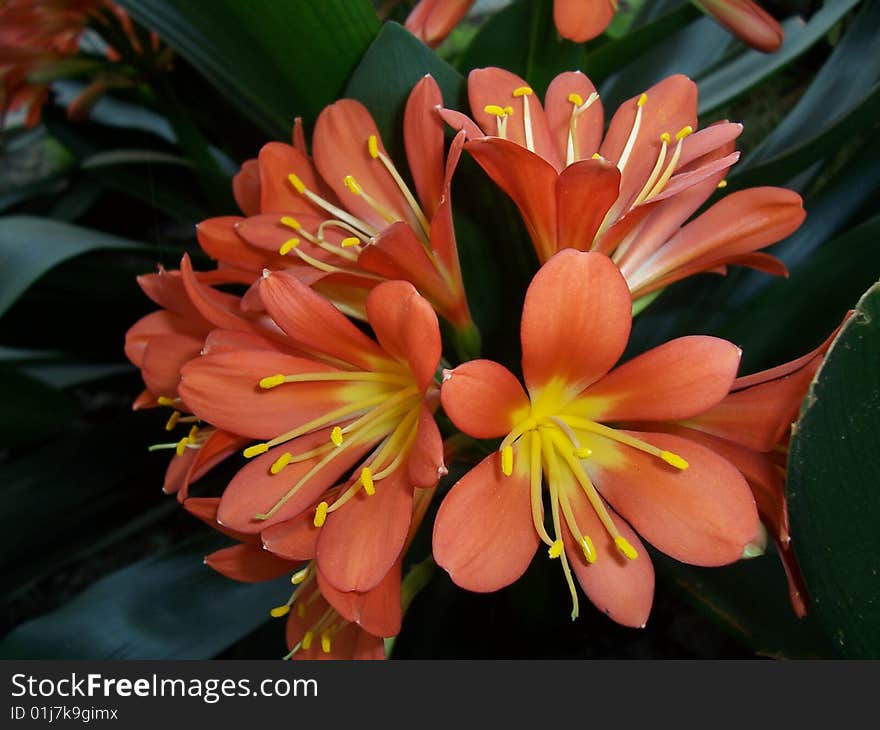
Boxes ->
[404,0,475,48]
[434,250,759,626]
[441,67,805,303]
[644,318,851,617]
[178,275,445,595]
[196,76,475,338]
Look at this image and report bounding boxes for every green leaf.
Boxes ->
[0,535,290,659]
[119,0,380,138]
[786,282,880,658]
[0,369,75,448]
[697,0,863,115]
[0,216,149,318]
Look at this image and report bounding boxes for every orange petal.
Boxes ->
[404,74,445,218]
[259,269,388,370]
[408,404,446,489]
[437,107,485,139]
[163,447,198,496]
[440,359,529,439]
[285,590,385,660]
[404,0,475,48]
[317,561,402,637]
[183,497,261,545]
[258,141,324,215]
[544,70,604,163]
[465,137,559,261]
[521,250,631,398]
[261,511,319,561]
[178,429,249,503]
[197,216,273,272]
[317,466,413,593]
[232,158,261,216]
[364,280,441,393]
[178,350,349,440]
[216,430,375,533]
[700,0,783,53]
[468,67,562,170]
[204,544,293,583]
[433,451,539,592]
[591,430,759,566]
[201,328,286,356]
[561,481,655,628]
[125,310,206,368]
[141,333,203,398]
[313,99,416,232]
[179,254,262,335]
[553,0,616,42]
[573,336,741,422]
[556,157,620,250]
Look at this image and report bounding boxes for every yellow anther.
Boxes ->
[484,104,506,117]
[157,396,176,407]
[175,437,190,457]
[291,567,309,585]
[287,173,306,194]
[188,425,199,439]
[568,92,584,106]
[301,631,314,650]
[548,540,564,559]
[367,135,379,159]
[615,536,638,560]
[660,132,671,144]
[280,215,301,230]
[581,536,597,564]
[296,603,307,618]
[573,447,593,459]
[330,426,344,447]
[243,443,269,459]
[717,179,728,189]
[343,175,362,195]
[270,605,291,618]
[660,450,689,470]
[591,153,602,160]
[503,105,514,116]
[313,501,329,527]
[341,236,361,247]
[675,125,694,141]
[270,452,292,475]
[513,86,533,97]
[279,238,299,256]
[164,411,181,431]
[260,374,287,389]
[321,634,332,653]
[360,467,375,496]
[637,92,648,107]
[501,445,514,476]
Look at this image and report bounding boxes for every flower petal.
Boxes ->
[141,333,203,398]
[196,216,277,272]
[176,428,249,502]
[183,497,261,545]
[556,158,620,250]
[285,590,385,660]
[521,250,631,398]
[258,141,324,215]
[441,359,529,439]
[590,430,759,566]
[204,544,293,583]
[404,74,445,218]
[553,0,616,42]
[407,403,446,489]
[544,70,604,163]
[317,561,402,637]
[261,511,320,561]
[572,336,741,422]
[232,158,261,216]
[433,451,539,592]
[317,466,413,592]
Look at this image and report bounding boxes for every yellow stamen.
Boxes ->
[321,634,332,653]
[581,536,597,564]
[157,396,176,407]
[270,605,291,618]
[301,631,314,650]
[513,86,533,97]
[243,443,269,459]
[280,215,301,230]
[637,92,648,107]
[548,540,564,558]
[573,447,592,458]
[567,92,583,106]
[188,425,199,439]
[717,179,728,189]
[313,501,329,527]
[675,125,693,141]
[164,411,180,431]
[368,134,379,159]
[615,536,638,560]
[343,174,362,195]
[279,238,299,255]
[291,567,310,584]
[175,437,190,457]
[330,426,344,447]
[660,132,671,144]
[259,374,286,389]
[270,452,292,475]
[501,445,514,476]
[617,93,646,172]
[341,236,360,247]
[591,153,602,160]
[287,173,306,194]
[661,450,690,470]
[360,467,375,496]
[484,104,506,116]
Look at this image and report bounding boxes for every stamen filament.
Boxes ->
[616,92,647,173]
[344,174,400,225]
[559,416,688,468]
[529,431,555,546]
[287,173,377,238]
[259,371,413,389]
[369,137,431,239]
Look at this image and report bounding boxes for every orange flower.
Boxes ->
[197,76,475,340]
[404,0,475,48]
[441,68,805,303]
[695,1,783,53]
[434,250,759,626]
[553,0,618,43]
[178,276,445,594]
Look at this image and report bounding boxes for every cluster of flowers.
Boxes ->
[127,66,837,659]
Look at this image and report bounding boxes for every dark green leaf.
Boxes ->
[119,0,380,138]
[787,282,880,658]
[0,369,75,448]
